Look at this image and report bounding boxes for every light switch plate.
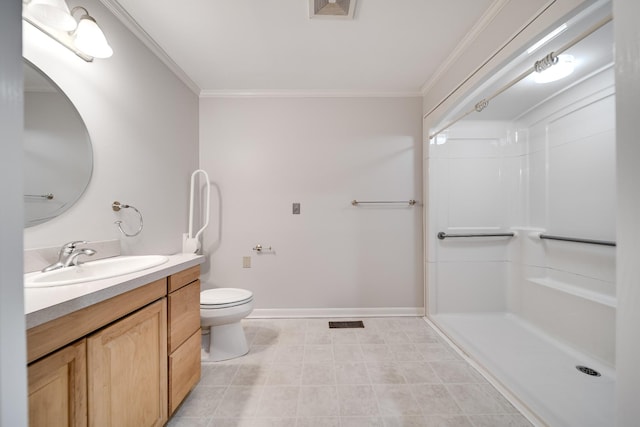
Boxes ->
[243,256,251,268]
[293,203,300,214]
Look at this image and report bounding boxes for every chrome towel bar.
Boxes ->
[352,199,417,206]
[539,234,616,247]
[24,193,54,200]
[437,232,515,240]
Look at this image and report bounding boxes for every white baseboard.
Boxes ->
[249,307,425,319]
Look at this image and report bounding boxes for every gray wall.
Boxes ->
[199,96,424,314]
[22,0,199,256]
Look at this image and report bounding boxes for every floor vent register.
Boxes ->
[328,320,365,329]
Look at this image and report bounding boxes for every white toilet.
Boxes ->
[200,288,254,362]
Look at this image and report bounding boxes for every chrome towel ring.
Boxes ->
[112,201,143,237]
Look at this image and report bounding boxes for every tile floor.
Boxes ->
[168,317,533,427]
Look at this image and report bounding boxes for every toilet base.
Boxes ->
[202,321,249,362]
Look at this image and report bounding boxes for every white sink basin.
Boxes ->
[25,255,169,288]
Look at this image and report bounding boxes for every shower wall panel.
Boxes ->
[429,68,616,364]
[513,67,616,365]
[546,96,616,240]
[429,121,523,313]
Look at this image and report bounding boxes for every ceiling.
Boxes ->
[104,0,495,95]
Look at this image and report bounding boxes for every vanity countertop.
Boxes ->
[25,253,205,329]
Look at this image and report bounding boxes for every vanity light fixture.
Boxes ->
[26,0,77,31]
[22,0,113,61]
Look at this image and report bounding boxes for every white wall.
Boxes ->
[0,1,27,426]
[614,0,640,423]
[22,0,199,256]
[199,96,424,313]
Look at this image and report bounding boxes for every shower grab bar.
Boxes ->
[539,234,616,247]
[437,231,515,240]
[183,169,211,254]
[352,199,417,206]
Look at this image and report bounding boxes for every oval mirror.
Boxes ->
[23,60,93,227]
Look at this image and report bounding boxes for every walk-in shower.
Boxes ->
[425,1,615,425]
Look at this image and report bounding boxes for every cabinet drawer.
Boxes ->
[168,280,201,353]
[168,265,200,293]
[168,330,201,415]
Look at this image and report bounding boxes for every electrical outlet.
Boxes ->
[243,256,251,268]
[293,203,300,214]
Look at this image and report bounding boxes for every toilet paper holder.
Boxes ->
[252,244,272,253]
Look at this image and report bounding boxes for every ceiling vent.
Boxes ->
[309,0,356,19]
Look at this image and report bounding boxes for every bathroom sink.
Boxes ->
[24,255,169,288]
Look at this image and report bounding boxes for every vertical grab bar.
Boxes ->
[183,169,211,253]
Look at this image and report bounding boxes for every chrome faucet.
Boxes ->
[63,248,96,267]
[42,241,96,272]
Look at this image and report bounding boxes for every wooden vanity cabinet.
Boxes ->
[167,265,201,414]
[27,279,168,427]
[26,263,203,427]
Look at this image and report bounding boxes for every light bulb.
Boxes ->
[73,16,113,58]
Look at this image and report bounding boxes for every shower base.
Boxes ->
[430,312,615,427]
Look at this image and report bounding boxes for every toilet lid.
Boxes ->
[201,288,253,306]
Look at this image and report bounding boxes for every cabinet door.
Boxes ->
[88,299,168,427]
[28,339,87,427]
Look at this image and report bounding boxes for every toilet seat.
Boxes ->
[201,288,253,309]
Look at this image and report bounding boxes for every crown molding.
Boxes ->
[98,0,200,95]
[200,89,423,99]
[420,0,511,95]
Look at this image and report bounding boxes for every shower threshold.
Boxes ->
[430,312,615,427]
